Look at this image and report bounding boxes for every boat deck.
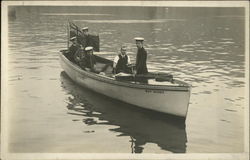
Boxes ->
[94,62,185,86]
[62,50,190,87]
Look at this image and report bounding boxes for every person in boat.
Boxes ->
[79,46,99,73]
[73,44,85,65]
[67,36,80,62]
[78,27,91,49]
[135,37,148,75]
[113,45,132,74]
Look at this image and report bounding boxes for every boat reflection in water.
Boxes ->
[60,71,187,153]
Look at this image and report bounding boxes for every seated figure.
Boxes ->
[113,45,132,74]
[67,36,80,62]
[79,46,99,74]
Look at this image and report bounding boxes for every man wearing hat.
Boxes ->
[79,46,99,73]
[68,36,80,63]
[135,37,148,75]
[113,45,132,74]
[78,27,91,49]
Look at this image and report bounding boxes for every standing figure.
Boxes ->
[78,27,91,49]
[113,45,132,74]
[135,37,148,75]
[67,36,80,63]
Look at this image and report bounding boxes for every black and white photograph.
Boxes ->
[1,1,249,160]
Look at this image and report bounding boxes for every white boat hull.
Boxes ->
[59,53,191,118]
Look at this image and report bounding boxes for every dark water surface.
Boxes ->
[8,6,245,153]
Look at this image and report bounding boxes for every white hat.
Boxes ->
[70,36,77,41]
[82,27,89,31]
[134,37,144,41]
[85,46,93,51]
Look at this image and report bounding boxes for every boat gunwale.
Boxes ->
[59,52,191,92]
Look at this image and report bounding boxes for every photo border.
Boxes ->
[1,1,249,160]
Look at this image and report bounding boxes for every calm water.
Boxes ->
[8,6,245,153]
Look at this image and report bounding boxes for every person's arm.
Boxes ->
[142,50,147,64]
[113,56,119,68]
[127,55,131,64]
[74,49,82,63]
[68,45,72,52]
[92,56,97,70]
[79,58,87,70]
[142,49,148,73]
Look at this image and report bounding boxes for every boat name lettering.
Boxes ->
[145,89,164,94]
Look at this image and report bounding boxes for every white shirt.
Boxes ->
[113,54,131,68]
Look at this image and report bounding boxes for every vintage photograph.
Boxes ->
[1,1,249,160]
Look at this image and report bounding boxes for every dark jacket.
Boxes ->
[79,53,96,70]
[136,47,148,74]
[78,34,91,49]
[68,44,80,62]
[77,34,100,52]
